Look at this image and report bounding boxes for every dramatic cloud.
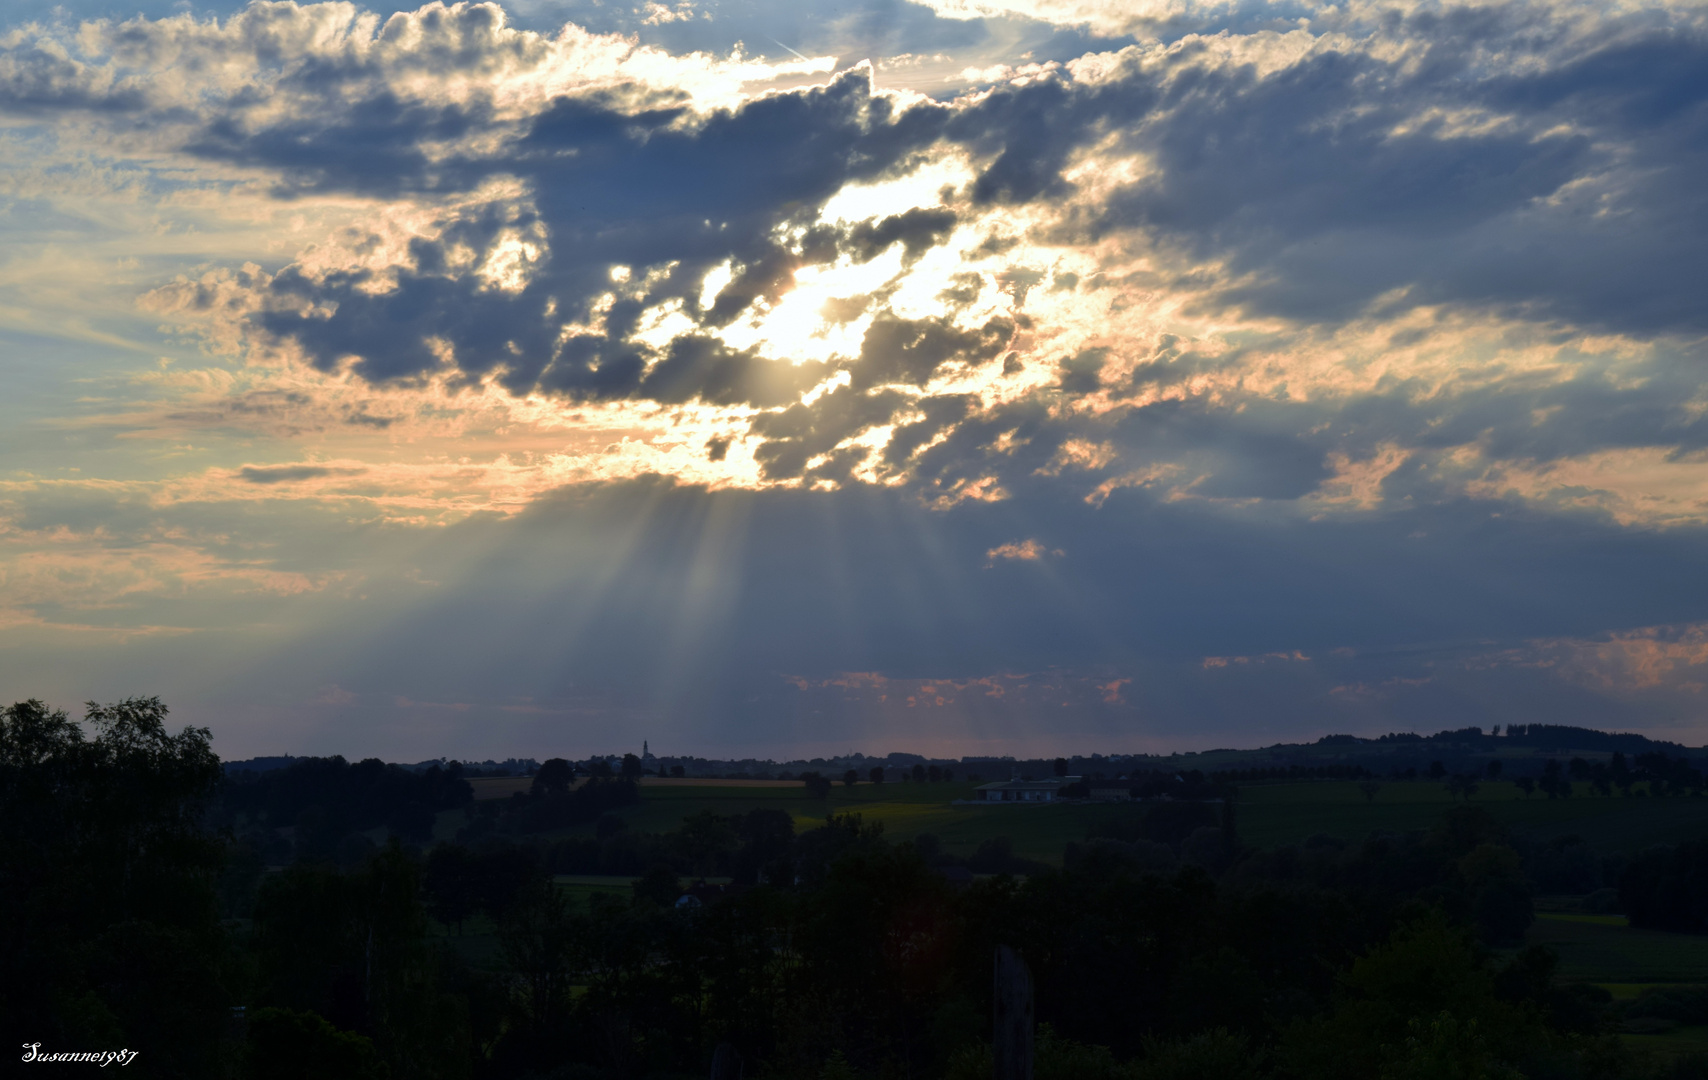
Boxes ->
[2,0,1707,755]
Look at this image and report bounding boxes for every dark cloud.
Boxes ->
[851,313,1012,388]
[186,93,498,196]
[236,464,366,484]
[1058,14,1708,336]
[238,67,955,412]
[510,0,995,65]
[845,206,958,263]
[11,1,1708,755]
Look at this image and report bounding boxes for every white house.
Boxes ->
[975,776,1081,802]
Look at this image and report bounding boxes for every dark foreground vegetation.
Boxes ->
[13,699,1708,1079]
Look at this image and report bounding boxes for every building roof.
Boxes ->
[976,776,1081,791]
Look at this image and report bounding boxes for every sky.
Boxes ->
[1,0,1706,760]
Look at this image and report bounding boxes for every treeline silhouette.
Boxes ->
[7,697,1708,1080]
[225,754,474,849]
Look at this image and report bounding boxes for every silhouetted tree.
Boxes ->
[424,844,477,934]
[532,758,574,798]
[246,1007,386,1080]
[843,769,859,786]
[633,864,682,907]
[1,697,228,1075]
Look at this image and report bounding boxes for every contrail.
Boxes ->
[769,37,811,61]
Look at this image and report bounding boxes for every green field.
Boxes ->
[1526,913,1708,983]
[559,778,1708,866]
[590,781,1151,864]
[1236,781,1708,852]
[433,778,1708,868]
[430,779,1708,993]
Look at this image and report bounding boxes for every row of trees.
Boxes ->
[8,697,1707,1080]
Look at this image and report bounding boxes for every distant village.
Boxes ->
[223,722,1707,796]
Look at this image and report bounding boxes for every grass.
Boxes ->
[437,777,1708,868]
[1526,912,1708,983]
[1235,781,1708,852]
[518,777,1708,867]
[600,781,1141,864]
[1623,1026,1708,1061]
[612,779,1708,864]
[428,779,1708,989]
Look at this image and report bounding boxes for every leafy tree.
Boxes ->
[802,772,832,800]
[252,842,469,1079]
[223,754,470,855]
[1611,751,1632,795]
[1358,781,1383,803]
[1054,757,1070,777]
[620,754,644,782]
[732,808,796,885]
[597,811,628,840]
[1539,759,1567,799]
[869,766,884,784]
[1459,843,1533,945]
[633,864,682,907]
[0,697,229,1076]
[1515,776,1535,799]
[1485,760,1503,780]
[499,880,579,1029]
[1133,1029,1258,1080]
[1621,841,1708,932]
[1428,761,1447,779]
[1278,915,1554,1080]
[424,844,478,934]
[1591,762,1612,798]
[532,758,575,798]
[245,1007,387,1080]
[843,769,859,786]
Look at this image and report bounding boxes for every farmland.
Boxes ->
[488,775,1708,865]
[442,772,1708,1028]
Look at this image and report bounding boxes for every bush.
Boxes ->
[1583,887,1621,914]
[245,1007,387,1080]
[1622,842,1708,932]
[1133,1029,1257,1080]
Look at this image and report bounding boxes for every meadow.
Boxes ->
[442,772,1708,1060]
[470,776,1708,863]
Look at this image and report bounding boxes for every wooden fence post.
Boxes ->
[993,945,1033,1080]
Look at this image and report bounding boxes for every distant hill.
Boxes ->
[219,724,1698,784]
[221,755,299,775]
